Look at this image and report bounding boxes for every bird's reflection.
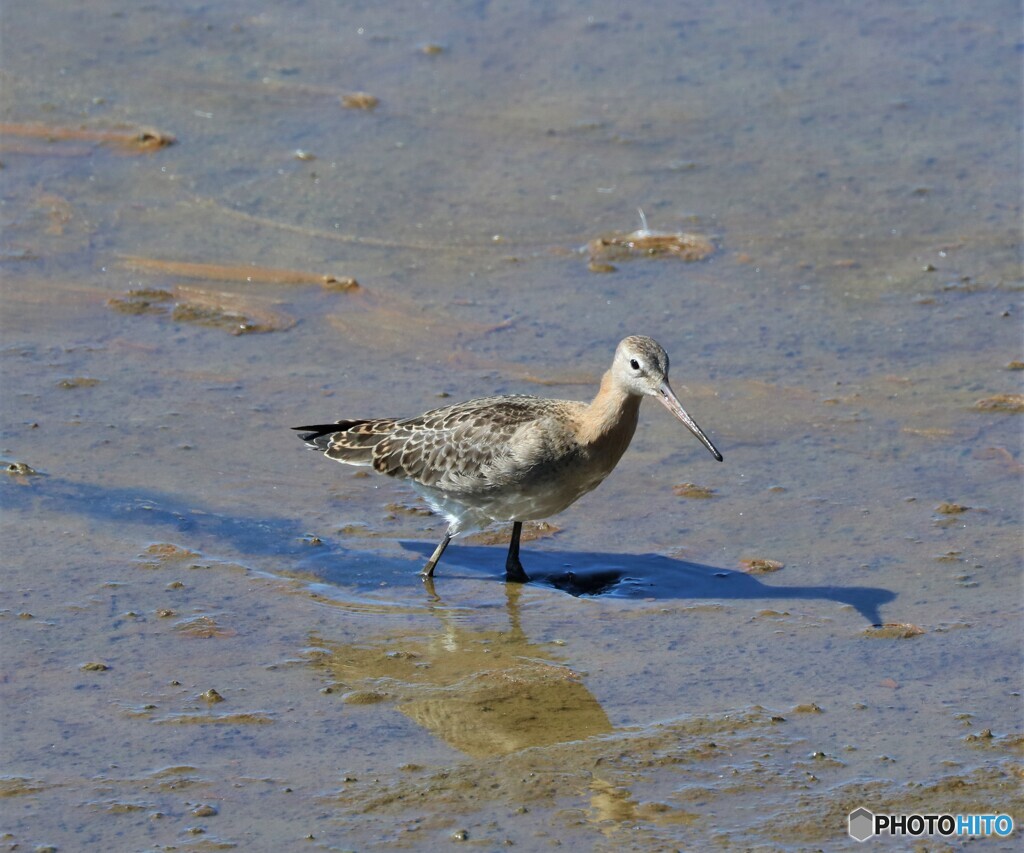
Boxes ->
[588,777,699,829]
[310,581,612,758]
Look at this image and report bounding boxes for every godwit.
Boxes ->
[294,335,722,583]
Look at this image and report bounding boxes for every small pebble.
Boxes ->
[342,92,379,110]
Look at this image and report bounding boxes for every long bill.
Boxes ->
[656,381,723,461]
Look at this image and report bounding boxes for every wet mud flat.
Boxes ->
[2,468,1021,849]
[2,0,1022,850]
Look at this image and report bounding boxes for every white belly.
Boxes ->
[412,466,608,535]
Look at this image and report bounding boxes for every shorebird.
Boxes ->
[294,335,722,583]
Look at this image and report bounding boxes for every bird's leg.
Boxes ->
[421,528,453,578]
[505,521,530,583]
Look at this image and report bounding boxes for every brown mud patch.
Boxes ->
[109,286,294,334]
[0,121,174,155]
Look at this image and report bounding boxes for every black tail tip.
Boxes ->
[292,424,339,442]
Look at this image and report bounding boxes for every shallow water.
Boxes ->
[2,0,1021,850]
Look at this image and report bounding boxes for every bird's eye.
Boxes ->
[629,358,641,371]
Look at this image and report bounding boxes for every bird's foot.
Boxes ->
[505,558,530,584]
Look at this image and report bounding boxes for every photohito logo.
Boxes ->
[848,807,1014,842]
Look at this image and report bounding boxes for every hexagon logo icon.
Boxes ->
[849,807,875,842]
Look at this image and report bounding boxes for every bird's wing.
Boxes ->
[371,395,570,491]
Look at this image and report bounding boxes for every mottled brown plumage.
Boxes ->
[295,336,722,582]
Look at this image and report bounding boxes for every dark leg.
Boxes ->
[421,528,452,578]
[505,521,529,583]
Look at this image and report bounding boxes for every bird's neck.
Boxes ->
[578,370,642,451]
